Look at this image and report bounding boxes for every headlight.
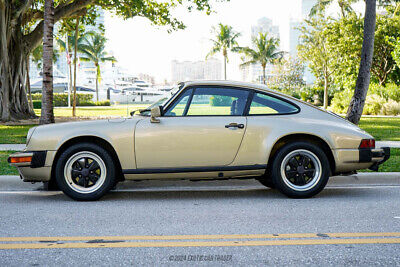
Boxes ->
[26,127,37,145]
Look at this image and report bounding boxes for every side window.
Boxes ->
[164,89,193,116]
[186,87,249,116]
[249,93,299,115]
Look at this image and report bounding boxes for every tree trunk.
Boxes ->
[0,4,36,121]
[323,75,328,110]
[224,56,227,80]
[96,72,99,102]
[262,65,266,84]
[73,17,80,117]
[345,0,376,125]
[26,57,33,110]
[40,0,55,125]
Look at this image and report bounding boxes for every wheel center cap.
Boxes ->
[82,169,89,177]
[297,166,305,174]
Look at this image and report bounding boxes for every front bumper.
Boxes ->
[8,151,53,182]
[359,147,391,171]
[8,151,47,168]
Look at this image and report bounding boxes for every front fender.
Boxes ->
[27,118,140,170]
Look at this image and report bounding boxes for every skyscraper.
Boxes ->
[171,58,222,83]
[241,17,280,83]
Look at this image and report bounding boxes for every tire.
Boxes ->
[257,177,275,189]
[42,179,59,191]
[270,142,330,198]
[55,143,117,201]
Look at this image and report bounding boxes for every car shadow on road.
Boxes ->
[3,186,377,203]
[101,187,375,202]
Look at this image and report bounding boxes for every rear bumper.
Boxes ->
[359,147,390,171]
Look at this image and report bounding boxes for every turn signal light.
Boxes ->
[9,156,32,164]
[359,139,375,149]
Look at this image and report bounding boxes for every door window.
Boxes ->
[186,87,249,116]
[164,89,193,116]
[249,93,299,115]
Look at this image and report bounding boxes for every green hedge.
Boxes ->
[210,95,233,106]
[78,100,111,106]
[31,94,111,108]
[32,100,41,109]
[329,83,400,115]
[31,93,93,107]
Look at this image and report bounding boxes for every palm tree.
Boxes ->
[207,24,240,80]
[80,32,116,101]
[40,0,55,125]
[239,33,284,84]
[346,0,376,124]
[56,26,85,109]
[309,0,357,17]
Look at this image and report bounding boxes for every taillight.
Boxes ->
[359,139,375,149]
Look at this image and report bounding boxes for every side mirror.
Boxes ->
[150,106,162,123]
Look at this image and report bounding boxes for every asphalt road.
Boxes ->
[0,173,400,266]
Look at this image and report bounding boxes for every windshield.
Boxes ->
[133,85,181,116]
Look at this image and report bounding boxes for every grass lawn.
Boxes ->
[0,151,18,175]
[34,104,148,117]
[358,117,400,141]
[0,125,35,144]
[359,148,400,173]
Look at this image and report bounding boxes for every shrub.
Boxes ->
[32,100,41,109]
[328,89,353,114]
[363,94,385,115]
[95,100,111,106]
[382,99,400,115]
[369,83,400,102]
[329,83,400,115]
[78,101,95,106]
[210,95,232,106]
[31,93,93,106]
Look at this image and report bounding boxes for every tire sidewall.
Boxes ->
[55,143,116,201]
[271,142,330,198]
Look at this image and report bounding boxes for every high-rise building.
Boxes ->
[288,0,317,57]
[251,17,280,39]
[287,0,317,84]
[171,58,222,83]
[241,17,280,83]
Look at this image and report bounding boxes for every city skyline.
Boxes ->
[105,0,326,83]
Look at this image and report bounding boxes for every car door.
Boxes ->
[135,86,250,169]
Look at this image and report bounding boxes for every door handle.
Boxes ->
[225,123,245,129]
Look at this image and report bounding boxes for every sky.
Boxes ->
[104,0,363,83]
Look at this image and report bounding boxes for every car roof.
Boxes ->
[183,80,270,92]
[181,80,302,103]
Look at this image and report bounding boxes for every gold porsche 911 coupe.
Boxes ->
[9,81,390,200]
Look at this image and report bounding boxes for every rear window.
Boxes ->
[249,93,299,115]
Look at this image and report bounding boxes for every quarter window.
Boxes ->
[249,93,298,115]
[164,89,193,116]
[186,87,249,116]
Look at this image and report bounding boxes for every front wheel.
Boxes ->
[55,143,117,201]
[270,142,330,198]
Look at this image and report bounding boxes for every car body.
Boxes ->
[9,80,390,200]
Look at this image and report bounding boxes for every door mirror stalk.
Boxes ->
[150,106,162,123]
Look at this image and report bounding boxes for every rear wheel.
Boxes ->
[55,143,117,201]
[271,142,330,198]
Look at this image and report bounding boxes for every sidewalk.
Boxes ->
[0,144,25,151]
[0,141,399,151]
[376,141,400,148]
